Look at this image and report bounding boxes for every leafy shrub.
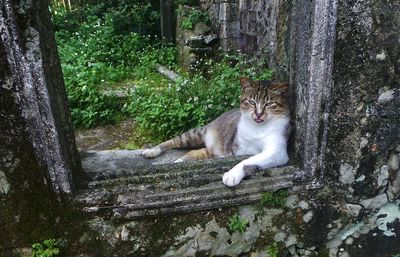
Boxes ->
[31,239,62,257]
[51,2,160,37]
[260,190,288,207]
[51,2,272,134]
[174,0,200,6]
[180,8,211,30]
[52,3,176,128]
[126,53,273,141]
[227,213,248,233]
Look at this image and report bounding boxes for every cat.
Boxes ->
[142,77,290,187]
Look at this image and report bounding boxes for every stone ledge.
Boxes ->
[75,150,296,219]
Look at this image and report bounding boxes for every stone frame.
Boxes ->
[2,0,400,255]
[289,0,339,183]
[1,0,338,217]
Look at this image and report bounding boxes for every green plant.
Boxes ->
[266,242,279,257]
[51,2,160,37]
[227,213,248,233]
[260,190,288,207]
[174,0,200,6]
[126,53,273,142]
[180,8,211,30]
[52,2,176,128]
[314,247,330,257]
[31,239,62,257]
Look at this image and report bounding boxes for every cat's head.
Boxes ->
[239,77,289,124]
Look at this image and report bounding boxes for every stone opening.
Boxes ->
[2,0,400,255]
[68,0,340,218]
[1,0,340,219]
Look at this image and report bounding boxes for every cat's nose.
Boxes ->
[255,112,263,118]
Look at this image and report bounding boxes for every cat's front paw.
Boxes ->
[223,165,245,187]
[141,147,162,159]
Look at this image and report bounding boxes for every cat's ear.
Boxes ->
[269,82,289,95]
[240,77,254,90]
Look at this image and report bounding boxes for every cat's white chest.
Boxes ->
[234,117,288,156]
[235,130,264,155]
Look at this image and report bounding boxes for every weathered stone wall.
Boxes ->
[200,0,399,179]
[0,0,82,251]
[1,0,399,256]
[201,0,240,50]
[328,0,400,183]
[321,1,400,254]
[176,5,218,69]
[200,0,291,79]
[63,149,400,257]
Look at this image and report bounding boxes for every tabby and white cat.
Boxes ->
[142,77,290,186]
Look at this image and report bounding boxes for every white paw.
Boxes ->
[142,147,162,159]
[223,165,245,187]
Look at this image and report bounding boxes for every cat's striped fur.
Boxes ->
[142,77,290,186]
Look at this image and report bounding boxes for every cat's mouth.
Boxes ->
[254,118,264,123]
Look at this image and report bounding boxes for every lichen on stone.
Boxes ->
[162,206,284,257]
[0,170,11,194]
[375,202,400,237]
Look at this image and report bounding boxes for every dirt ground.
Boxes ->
[74,119,136,151]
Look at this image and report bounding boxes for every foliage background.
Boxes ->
[52,0,272,143]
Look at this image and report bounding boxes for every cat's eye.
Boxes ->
[267,102,278,108]
[248,100,256,105]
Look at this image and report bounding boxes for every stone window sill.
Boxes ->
[75,150,297,219]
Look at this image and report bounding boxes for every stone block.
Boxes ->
[187,35,204,48]
[219,2,239,21]
[219,38,239,51]
[194,22,212,35]
[246,11,257,35]
[203,33,218,45]
[188,47,214,56]
[219,21,240,39]
[239,34,257,53]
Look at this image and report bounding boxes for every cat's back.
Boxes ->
[209,109,240,129]
[203,109,240,156]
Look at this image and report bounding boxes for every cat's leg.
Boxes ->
[223,140,288,186]
[174,148,214,163]
[142,127,206,159]
[142,139,179,158]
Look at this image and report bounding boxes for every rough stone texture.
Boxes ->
[0,0,82,194]
[0,0,82,250]
[1,0,400,256]
[201,0,240,50]
[176,5,218,70]
[289,0,338,180]
[76,150,294,218]
[162,206,282,257]
[239,0,280,65]
[201,0,291,78]
[329,0,400,198]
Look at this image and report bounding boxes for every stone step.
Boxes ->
[75,150,296,219]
